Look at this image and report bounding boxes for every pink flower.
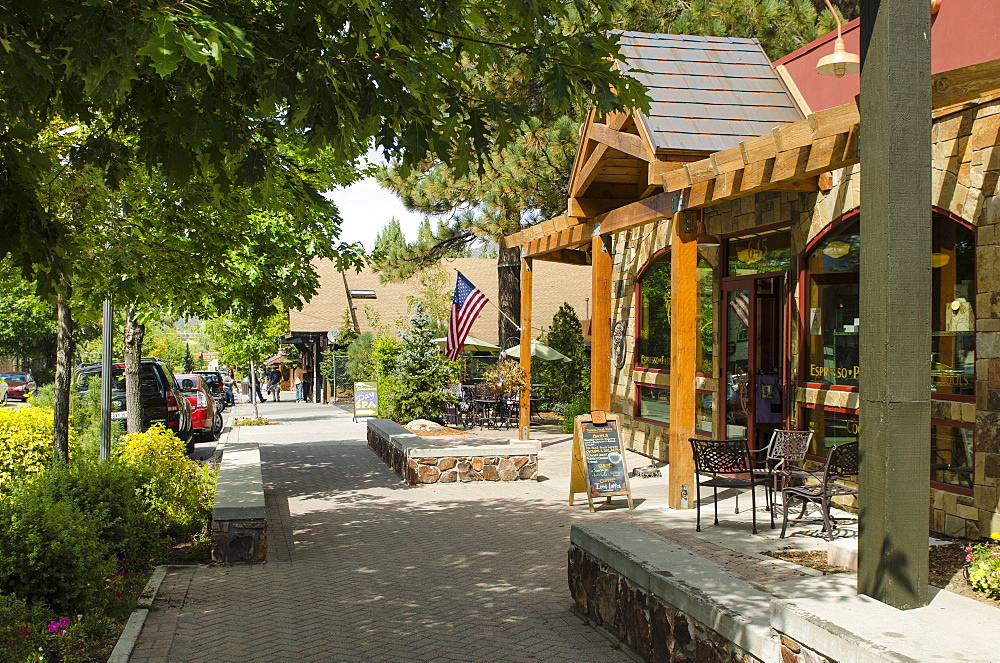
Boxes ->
[967,554,973,563]
[115,593,122,598]
[58,617,70,627]
[48,622,59,633]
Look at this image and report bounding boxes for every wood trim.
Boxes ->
[774,64,813,115]
[590,234,612,411]
[570,111,631,197]
[589,123,652,161]
[594,191,675,235]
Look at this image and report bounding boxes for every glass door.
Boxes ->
[722,276,786,450]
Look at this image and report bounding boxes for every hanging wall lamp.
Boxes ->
[815,0,861,78]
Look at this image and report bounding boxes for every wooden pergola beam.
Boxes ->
[503,56,1000,255]
[532,249,592,265]
[570,111,632,197]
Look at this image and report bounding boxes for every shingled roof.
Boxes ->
[617,32,804,153]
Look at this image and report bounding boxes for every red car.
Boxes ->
[2,372,36,401]
[175,374,223,445]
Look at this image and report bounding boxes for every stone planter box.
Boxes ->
[367,419,538,485]
[211,441,267,563]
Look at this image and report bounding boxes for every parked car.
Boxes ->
[192,370,227,411]
[175,373,223,445]
[1,371,36,401]
[75,358,193,449]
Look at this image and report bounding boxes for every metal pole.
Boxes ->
[100,297,113,460]
[332,352,337,405]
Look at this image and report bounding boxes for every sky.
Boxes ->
[324,152,426,251]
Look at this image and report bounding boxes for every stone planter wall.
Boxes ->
[569,545,761,663]
[367,419,538,485]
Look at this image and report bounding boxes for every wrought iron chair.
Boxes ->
[750,430,814,512]
[690,438,772,535]
[779,441,859,541]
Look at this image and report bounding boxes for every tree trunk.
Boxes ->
[52,285,75,463]
[123,310,146,435]
[497,245,521,349]
[250,359,260,419]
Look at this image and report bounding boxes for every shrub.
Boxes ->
[25,458,165,572]
[114,425,217,534]
[0,405,77,495]
[0,487,111,613]
[482,360,526,395]
[555,392,591,434]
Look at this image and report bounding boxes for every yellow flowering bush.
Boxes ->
[113,424,217,533]
[0,405,77,494]
[966,532,1000,597]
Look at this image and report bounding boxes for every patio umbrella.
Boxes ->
[432,336,501,353]
[501,340,572,362]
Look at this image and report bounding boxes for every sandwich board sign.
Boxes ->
[569,410,634,512]
[353,382,378,421]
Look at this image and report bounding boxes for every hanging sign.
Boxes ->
[353,382,378,421]
[569,411,634,512]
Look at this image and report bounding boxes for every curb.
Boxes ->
[107,566,168,663]
[109,414,233,662]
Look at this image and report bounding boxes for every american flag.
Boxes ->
[446,272,489,360]
[729,291,750,328]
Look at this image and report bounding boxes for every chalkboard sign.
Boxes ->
[353,382,378,421]
[581,420,628,494]
[569,412,634,512]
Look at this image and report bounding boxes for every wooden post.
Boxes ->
[591,231,613,412]
[519,255,533,439]
[669,209,698,509]
[858,0,931,609]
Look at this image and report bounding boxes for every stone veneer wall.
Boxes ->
[606,97,1000,539]
[367,424,537,484]
[211,519,267,563]
[568,545,762,663]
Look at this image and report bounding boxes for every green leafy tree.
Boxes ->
[1,1,648,275]
[537,304,590,405]
[370,334,404,419]
[205,311,288,417]
[386,303,458,423]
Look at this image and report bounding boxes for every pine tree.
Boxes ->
[387,302,458,422]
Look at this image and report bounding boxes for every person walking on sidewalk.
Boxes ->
[251,367,267,404]
[293,363,306,402]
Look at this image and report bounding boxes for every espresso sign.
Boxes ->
[569,412,634,512]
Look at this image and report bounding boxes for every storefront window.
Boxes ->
[727,230,792,276]
[638,385,670,425]
[804,218,860,387]
[696,392,714,435]
[637,254,670,371]
[697,262,714,374]
[931,219,975,396]
[637,254,714,373]
[931,424,974,489]
[801,406,858,457]
[804,214,975,393]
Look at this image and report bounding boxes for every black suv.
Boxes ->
[192,370,227,411]
[76,358,193,449]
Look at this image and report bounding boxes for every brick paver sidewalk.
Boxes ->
[129,403,631,663]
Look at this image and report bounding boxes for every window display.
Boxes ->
[727,229,792,276]
[804,218,860,387]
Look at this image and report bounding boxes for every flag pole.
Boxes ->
[449,266,538,333]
